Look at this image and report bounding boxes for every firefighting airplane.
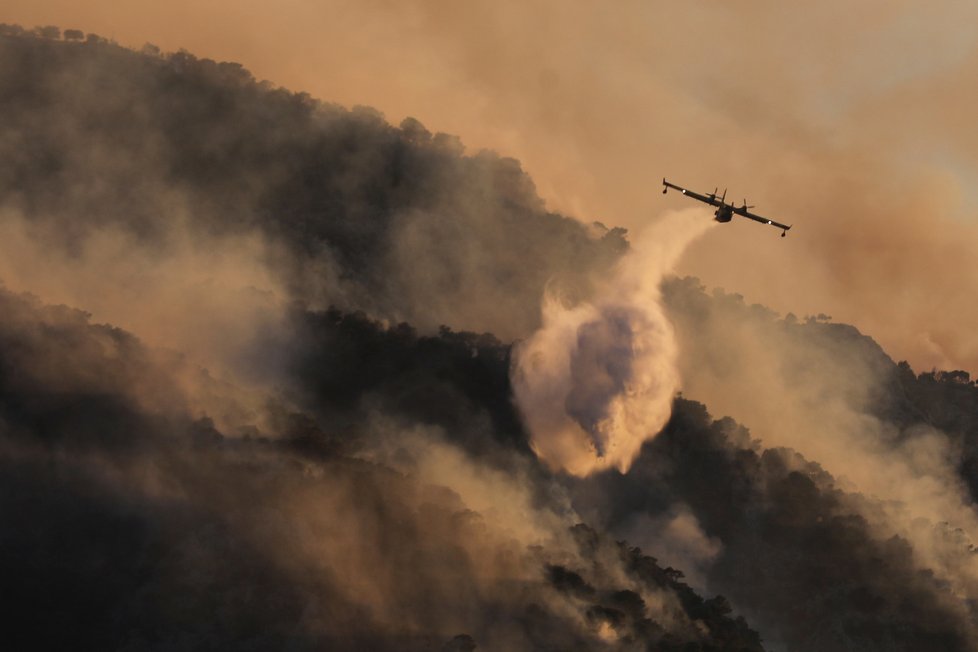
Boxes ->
[662,178,792,237]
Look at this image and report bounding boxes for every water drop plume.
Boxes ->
[513,209,715,476]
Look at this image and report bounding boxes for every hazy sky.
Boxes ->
[5,0,978,372]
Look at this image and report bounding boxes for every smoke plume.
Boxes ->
[670,280,978,591]
[513,210,714,475]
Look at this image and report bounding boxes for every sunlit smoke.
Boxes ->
[512,209,715,476]
[667,276,978,624]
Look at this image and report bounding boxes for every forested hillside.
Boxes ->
[3,25,978,651]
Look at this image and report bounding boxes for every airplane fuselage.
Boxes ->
[715,205,734,223]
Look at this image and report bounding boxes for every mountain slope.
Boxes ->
[3,26,978,651]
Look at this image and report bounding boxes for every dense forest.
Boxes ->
[3,25,978,651]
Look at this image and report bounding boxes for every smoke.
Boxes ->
[6,0,967,374]
[616,504,722,592]
[9,23,978,650]
[0,32,773,650]
[513,210,714,475]
[0,208,286,373]
[0,29,631,348]
[0,278,766,651]
[662,277,978,644]
[566,391,978,651]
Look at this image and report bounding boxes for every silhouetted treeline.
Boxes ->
[284,307,529,458]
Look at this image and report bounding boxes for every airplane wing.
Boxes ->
[732,205,792,232]
[662,178,722,207]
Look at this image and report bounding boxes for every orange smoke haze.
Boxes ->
[5,0,978,371]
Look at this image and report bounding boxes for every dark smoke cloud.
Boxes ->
[0,28,625,345]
